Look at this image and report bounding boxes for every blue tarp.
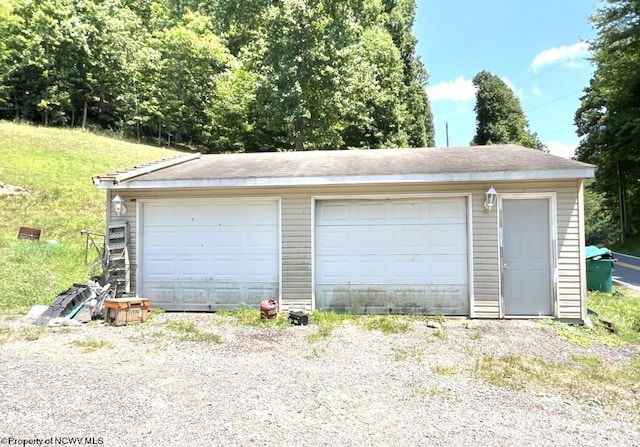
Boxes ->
[585,245,613,260]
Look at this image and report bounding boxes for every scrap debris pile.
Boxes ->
[33,281,115,327]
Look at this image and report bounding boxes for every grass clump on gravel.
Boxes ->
[164,320,222,343]
[217,307,289,329]
[306,311,356,343]
[392,347,423,362]
[474,353,640,413]
[0,325,46,343]
[306,312,413,343]
[72,338,114,352]
[433,365,461,376]
[358,315,411,334]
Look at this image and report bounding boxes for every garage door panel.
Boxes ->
[144,230,175,249]
[427,198,466,221]
[315,197,469,315]
[182,288,209,305]
[142,200,279,311]
[145,259,175,279]
[148,286,177,307]
[316,285,469,315]
[181,259,209,277]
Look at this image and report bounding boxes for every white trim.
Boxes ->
[499,193,558,318]
[466,193,475,318]
[277,197,283,309]
[312,192,471,200]
[310,197,317,311]
[135,199,143,298]
[497,204,503,318]
[103,168,595,190]
[311,193,472,314]
[578,180,588,322]
[136,196,281,307]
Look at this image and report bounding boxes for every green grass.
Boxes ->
[0,122,179,315]
[474,353,640,414]
[358,315,411,334]
[72,338,114,352]
[433,328,448,340]
[588,289,640,343]
[392,347,423,362]
[545,287,640,347]
[164,320,222,343]
[432,365,461,376]
[216,307,289,329]
[0,324,47,343]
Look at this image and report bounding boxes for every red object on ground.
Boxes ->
[260,299,278,320]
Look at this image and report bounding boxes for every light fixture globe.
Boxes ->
[484,186,498,211]
[112,194,127,216]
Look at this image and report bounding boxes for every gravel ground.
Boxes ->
[0,314,639,447]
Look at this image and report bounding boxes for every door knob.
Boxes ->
[503,263,509,269]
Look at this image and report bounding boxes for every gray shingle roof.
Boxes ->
[94,145,594,188]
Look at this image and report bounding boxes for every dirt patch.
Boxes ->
[0,181,29,195]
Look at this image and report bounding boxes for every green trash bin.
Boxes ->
[585,258,615,293]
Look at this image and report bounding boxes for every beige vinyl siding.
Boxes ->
[105,178,584,319]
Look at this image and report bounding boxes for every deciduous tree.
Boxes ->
[471,70,543,150]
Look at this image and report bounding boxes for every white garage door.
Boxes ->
[315,197,468,315]
[141,199,279,311]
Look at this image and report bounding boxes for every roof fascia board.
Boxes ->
[105,167,595,190]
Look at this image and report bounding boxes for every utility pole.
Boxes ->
[445,122,450,147]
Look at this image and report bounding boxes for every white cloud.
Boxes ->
[533,87,541,96]
[426,76,476,102]
[531,42,590,72]
[545,141,578,159]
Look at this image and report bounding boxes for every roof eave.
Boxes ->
[107,167,595,190]
[92,153,201,188]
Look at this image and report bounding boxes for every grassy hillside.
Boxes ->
[0,122,179,314]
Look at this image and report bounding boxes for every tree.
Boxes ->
[471,70,544,149]
[382,0,435,146]
[0,0,433,151]
[575,0,640,243]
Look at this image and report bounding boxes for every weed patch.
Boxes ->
[72,338,113,352]
[433,328,448,340]
[433,365,461,376]
[217,307,289,329]
[21,325,45,341]
[164,320,222,343]
[474,353,640,413]
[392,347,423,362]
[359,315,411,334]
[306,311,355,343]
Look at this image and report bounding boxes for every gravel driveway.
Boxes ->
[0,314,638,447]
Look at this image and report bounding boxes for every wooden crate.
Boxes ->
[104,298,150,326]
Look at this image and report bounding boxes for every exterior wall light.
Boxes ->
[112,194,127,216]
[484,186,498,211]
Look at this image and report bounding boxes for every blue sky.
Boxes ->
[414,0,598,157]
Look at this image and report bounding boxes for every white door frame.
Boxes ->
[136,197,282,308]
[498,193,558,318]
[310,193,473,313]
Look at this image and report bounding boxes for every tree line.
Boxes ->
[575,0,640,243]
[0,0,435,152]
